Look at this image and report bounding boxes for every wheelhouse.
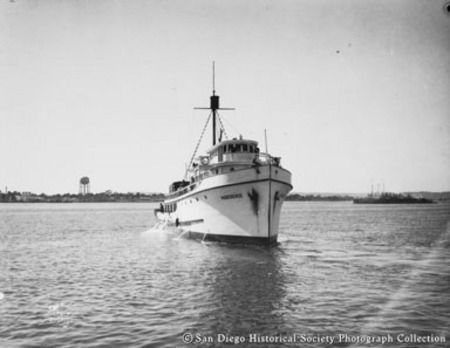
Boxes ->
[208,138,259,165]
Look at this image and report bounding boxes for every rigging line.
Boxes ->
[218,112,241,137]
[216,113,228,140]
[185,112,212,178]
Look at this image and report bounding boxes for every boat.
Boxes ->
[353,192,434,204]
[155,67,293,245]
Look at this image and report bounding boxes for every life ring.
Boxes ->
[201,157,210,165]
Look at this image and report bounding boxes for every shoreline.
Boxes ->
[1,192,449,204]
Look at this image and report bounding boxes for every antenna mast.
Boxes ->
[213,61,216,95]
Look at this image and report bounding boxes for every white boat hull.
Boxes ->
[157,165,292,245]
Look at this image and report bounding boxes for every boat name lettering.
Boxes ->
[221,193,243,200]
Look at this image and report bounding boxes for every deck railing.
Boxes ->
[166,153,281,200]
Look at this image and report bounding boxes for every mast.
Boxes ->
[211,62,219,146]
[195,62,234,146]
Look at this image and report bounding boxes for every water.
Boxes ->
[1,202,449,348]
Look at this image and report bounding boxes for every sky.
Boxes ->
[1,0,449,194]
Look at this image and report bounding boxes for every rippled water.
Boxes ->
[1,202,449,348]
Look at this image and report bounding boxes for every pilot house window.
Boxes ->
[219,143,258,154]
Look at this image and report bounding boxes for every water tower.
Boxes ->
[79,177,90,195]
